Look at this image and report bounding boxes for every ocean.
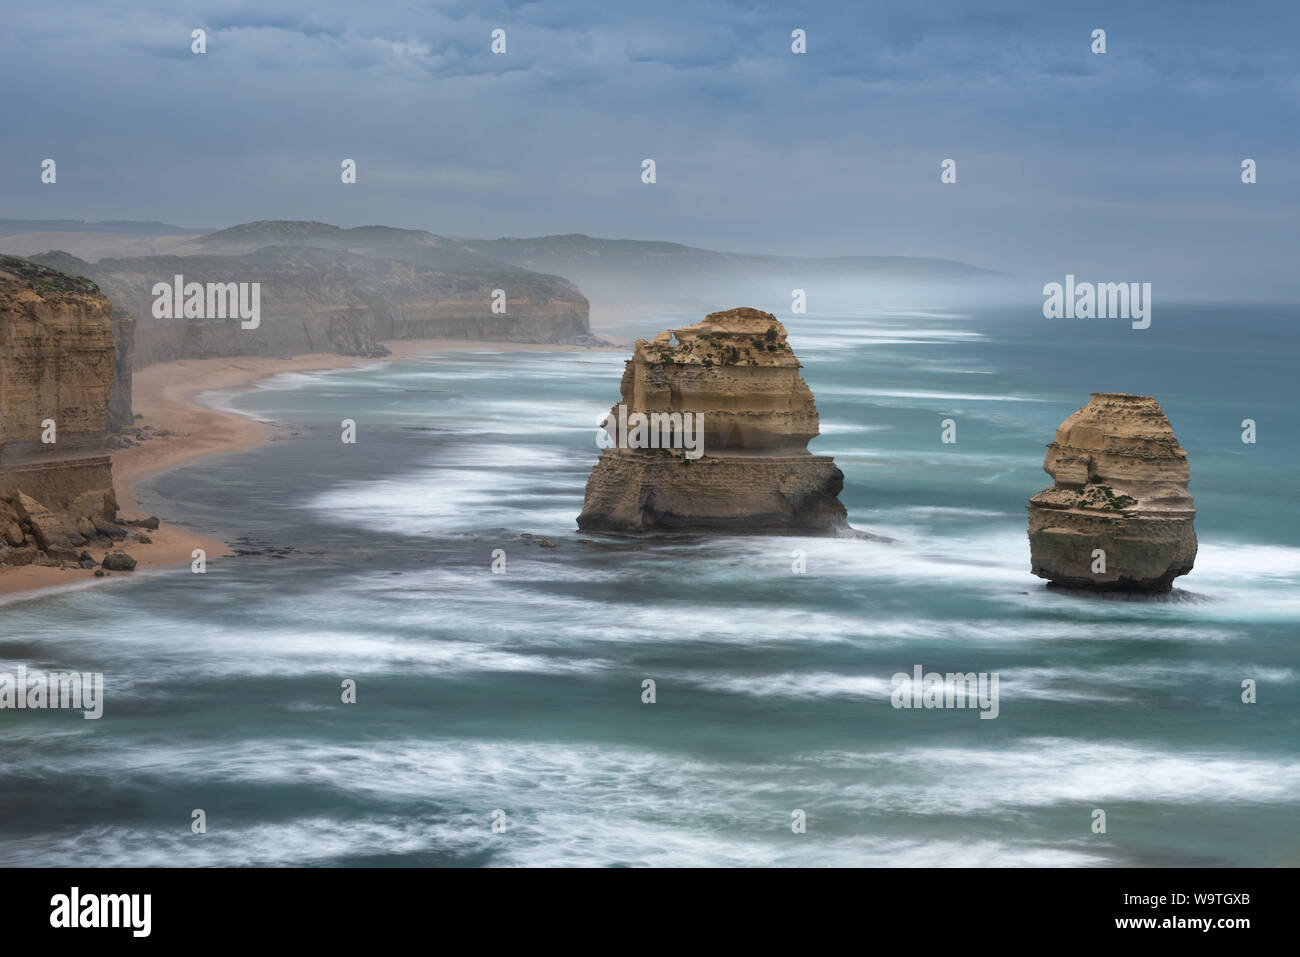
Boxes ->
[2,303,1297,867]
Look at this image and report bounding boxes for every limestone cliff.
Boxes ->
[0,257,130,567]
[1027,393,1196,592]
[34,244,592,370]
[108,312,135,429]
[578,307,852,534]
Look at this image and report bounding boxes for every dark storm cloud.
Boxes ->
[2,0,1297,295]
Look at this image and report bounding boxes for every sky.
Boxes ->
[2,0,1298,295]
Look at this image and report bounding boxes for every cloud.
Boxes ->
[1,0,1297,295]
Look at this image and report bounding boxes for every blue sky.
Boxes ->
[2,0,1297,294]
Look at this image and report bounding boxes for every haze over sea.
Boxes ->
[2,303,1296,867]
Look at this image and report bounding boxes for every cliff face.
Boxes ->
[578,307,852,534]
[34,244,592,369]
[0,257,124,566]
[1027,393,1197,592]
[108,312,135,429]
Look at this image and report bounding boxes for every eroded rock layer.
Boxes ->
[578,307,852,534]
[1027,393,1196,592]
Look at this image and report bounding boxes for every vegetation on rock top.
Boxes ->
[0,254,99,294]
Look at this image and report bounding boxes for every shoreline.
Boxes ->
[0,338,620,602]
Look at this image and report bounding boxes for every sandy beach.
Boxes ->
[0,338,621,600]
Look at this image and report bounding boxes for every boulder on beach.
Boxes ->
[101,551,137,571]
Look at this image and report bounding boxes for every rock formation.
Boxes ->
[0,256,137,570]
[577,307,853,534]
[32,242,593,371]
[1027,393,1196,592]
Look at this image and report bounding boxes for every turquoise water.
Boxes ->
[2,304,1296,866]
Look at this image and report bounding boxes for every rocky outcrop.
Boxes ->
[0,256,136,570]
[33,243,592,369]
[578,307,853,534]
[1027,393,1196,592]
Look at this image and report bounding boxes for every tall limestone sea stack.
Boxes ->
[1027,393,1196,593]
[577,307,853,535]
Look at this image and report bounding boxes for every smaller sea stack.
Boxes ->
[1027,393,1196,593]
[577,307,853,535]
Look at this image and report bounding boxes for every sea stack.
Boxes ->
[1027,393,1196,592]
[577,307,853,535]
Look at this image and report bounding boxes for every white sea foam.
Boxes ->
[0,814,1106,868]
[677,661,1292,704]
[796,326,985,340]
[0,611,607,685]
[811,738,1300,812]
[819,387,1048,403]
[194,387,278,424]
[306,438,586,534]
[6,736,1287,866]
[815,422,895,434]
[858,505,1016,519]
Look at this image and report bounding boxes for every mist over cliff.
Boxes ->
[3,218,1015,328]
[30,238,594,369]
